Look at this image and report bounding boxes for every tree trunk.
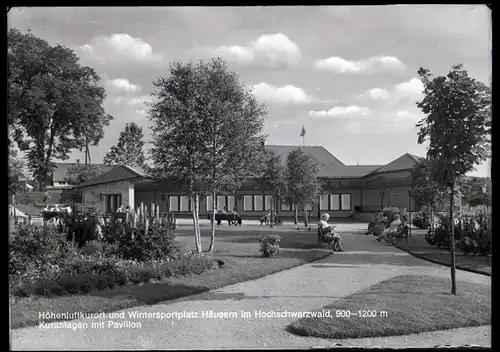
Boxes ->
[449,184,457,295]
[294,205,298,225]
[304,206,310,228]
[208,191,217,252]
[191,193,202,253]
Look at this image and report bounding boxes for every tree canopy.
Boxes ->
[9,149,27,196]
[103,122,145,168]
[285,148,321,210]
[8,28,113,189]
[148,58,267,252]
[65,164,104,186]
[416,64,491,187]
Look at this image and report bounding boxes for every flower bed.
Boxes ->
[424,213,491,256]
[9,220,215,298]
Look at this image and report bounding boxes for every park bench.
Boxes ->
[207,213,242,226]
[317,226,342,251]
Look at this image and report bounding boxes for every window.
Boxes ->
[104,194,122,213]
[244,195,253,211]
[169,196,179,212]
[264,195,274,211]
[320,194,329,211]
[254,195,263,211]
[217,196,226,210]
[227,195,235,211]
[341,194,351,211]
[242,194,272,211]
[207,195,235,211]
[320,193,352,211]
[330,194,340,210]
[180,196,190,212]
[206,195,214,211]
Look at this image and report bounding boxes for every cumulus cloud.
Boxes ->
[107,78,141,93]
[366,88,391,100]
[393,77,424,101]
[309,105,370,118]
[252,82,319,104]
[204,33,300,68]
[314,55,405,74]
[77,33,163,65]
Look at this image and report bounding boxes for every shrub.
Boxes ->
[412,212,430,229]
[12,254,215,298]
[259,234,281,258]
[81,241,105,256]
[61,211,101,248]
[9,224,73,280]
[116,222,179,262]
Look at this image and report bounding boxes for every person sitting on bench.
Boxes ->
[319,213,345,252]
[377,214,402,243]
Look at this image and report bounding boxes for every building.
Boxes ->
[75,145,430,219]
[49,162,116,189]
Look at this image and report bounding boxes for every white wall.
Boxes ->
[81,180,133,213]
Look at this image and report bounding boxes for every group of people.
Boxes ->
[375,213,408,243]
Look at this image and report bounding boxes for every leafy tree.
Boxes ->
[409,158,447,226]
[8,29,113,190]
[103,122,145,168]
[260,150,286,226]
[148,58,266,252]
[285,148,322,228]
[461,177,491,209]
[416,64,491,295]
[65,164,103,186]
[9,149,27,196]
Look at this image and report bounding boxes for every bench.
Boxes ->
[207,213,242,226]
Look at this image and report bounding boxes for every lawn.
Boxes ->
[394,230,491,275]
[11,227,330,329]
[288,274,491,339]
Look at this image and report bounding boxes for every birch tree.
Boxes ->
[148,58,266,252]
[285,149,322,228]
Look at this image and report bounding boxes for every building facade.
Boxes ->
[75,145,429,219]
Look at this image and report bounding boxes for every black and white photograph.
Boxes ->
[8,5,491,350]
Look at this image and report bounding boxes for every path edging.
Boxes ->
[393,242,491,277]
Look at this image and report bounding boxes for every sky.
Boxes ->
[8,5,491,177]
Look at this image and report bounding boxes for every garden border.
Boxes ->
[392,242,491,277]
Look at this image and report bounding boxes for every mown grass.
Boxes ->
[288,275,491,339]
[11,227,330,329]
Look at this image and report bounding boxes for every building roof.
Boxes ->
[72,147,424,187]
[77,165,148,188]
[366,153,422,175]
[265,145,347,178]
[52,163,116,182]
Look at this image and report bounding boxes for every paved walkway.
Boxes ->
[11,224,491,350]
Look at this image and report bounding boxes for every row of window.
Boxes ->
[168,193,352,212]
[320,194,351,211]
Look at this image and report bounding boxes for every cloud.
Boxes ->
[128,96,155,107]
[358,77,424,105]
[204,33,300,68]
[77,33,163,65]
[393,77,424,101]
[252,82,321,104]
[365,88,391,100]
[313,55,405,74]
[107,78,141,93]
[309,105,370,118]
